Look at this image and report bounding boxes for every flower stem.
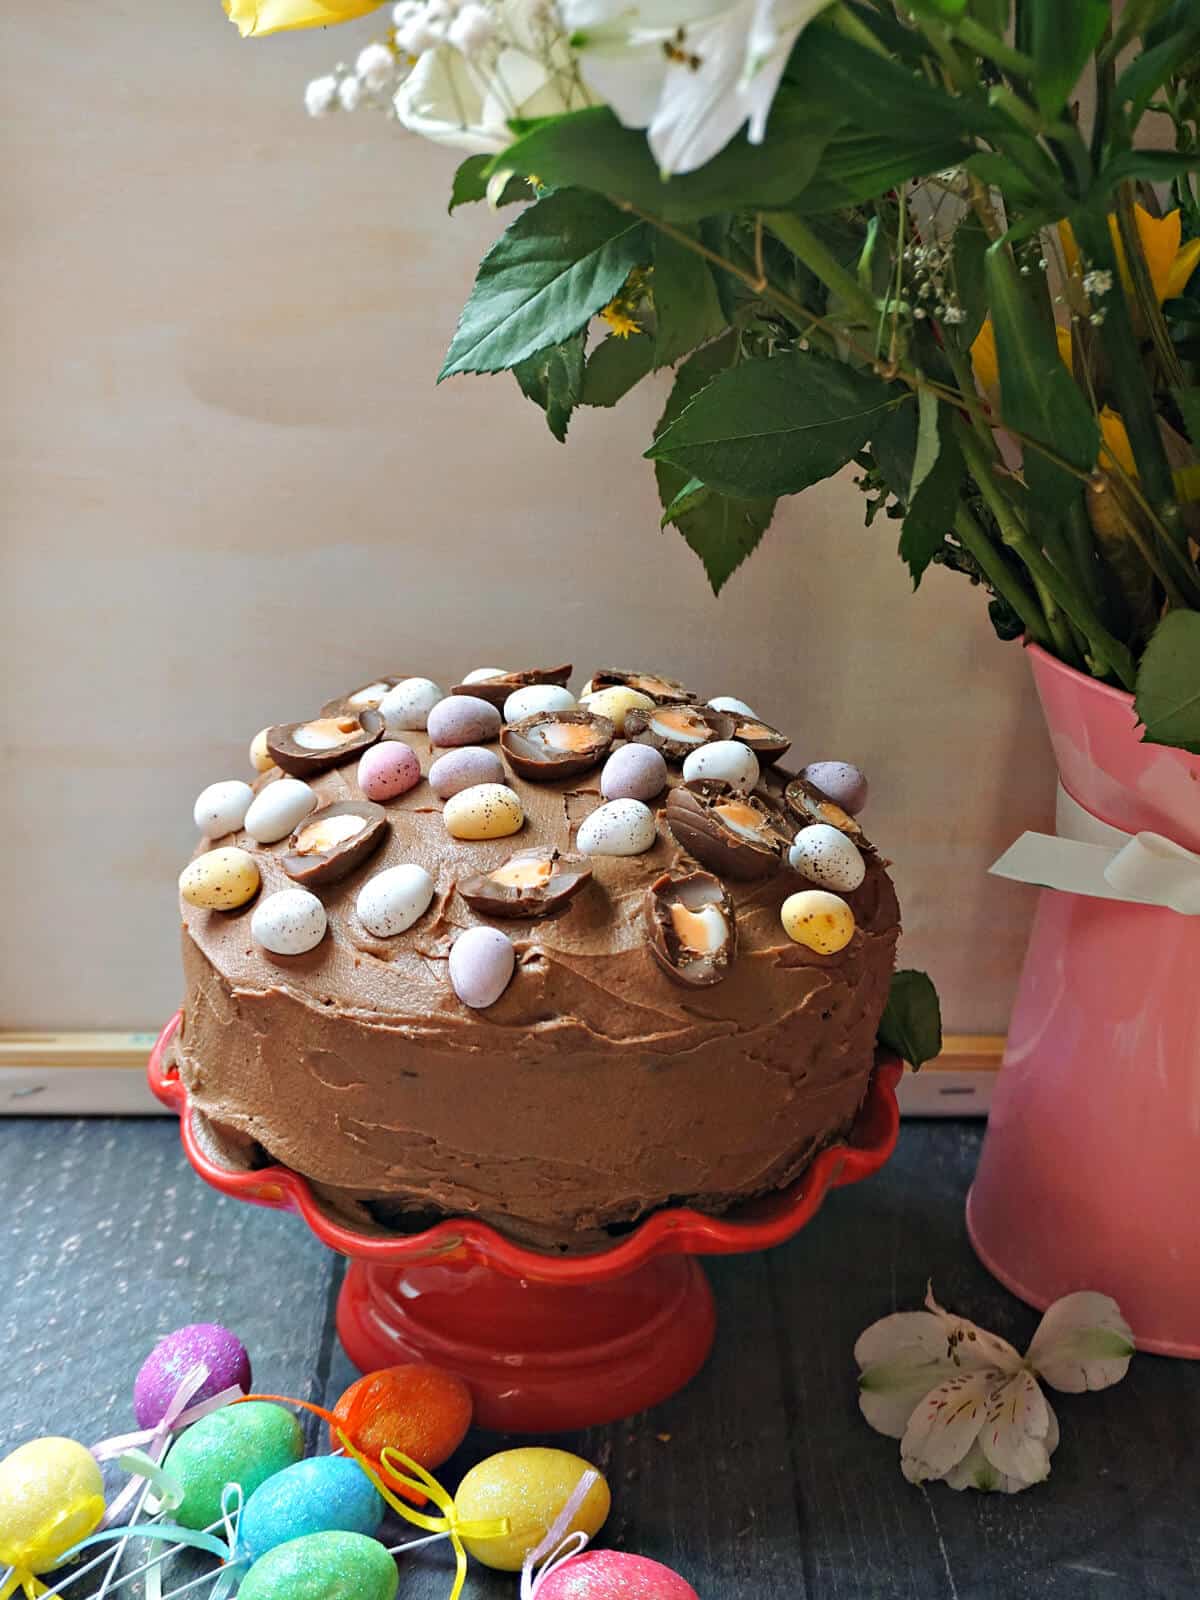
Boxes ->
[763,212,881,333]
[952,500,1052,650]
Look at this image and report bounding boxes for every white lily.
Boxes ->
[559,0,836,176]
[855,1286,1134,1493]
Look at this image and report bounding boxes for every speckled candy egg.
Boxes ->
[536,1551,700,1600]
[179,848,261,912]
[707,695,758,719]
[462,667,506,684]
[329,1364,472,1471]
[682,739,760,793]
[249,728,275,773]
[235,1531,398,1600]
[193,781,254,839]
[133,1324,252,1429]
[599,743,669,803]
[427,695,502,747]
[244,778,318,844]
[378,677,443,733]
[581,686,653,733]
[576,799,657,857]
[454,1448,611,1572]
[449,925,516,1009]
[0,1438,105,1581]
[163,1401,303,1530]
[356,864,435,937]
[788,824,866,892]
[504,684,577,723]
[799,760,869,816]
[780,889,856,954]
[442,783,524,841]
[238,1457,383,1563]
[357,741,421,802]
[428,746,505,800]
[251,889,328,955]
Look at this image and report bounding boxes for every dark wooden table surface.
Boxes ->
[3,1116,1198,1600]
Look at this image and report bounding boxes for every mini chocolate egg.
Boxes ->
[238,1457,383,1563]
[251,888,328,955]
[357,741,422,802]
[250,728,275,773]
[462,667,506,684]
[443,783,524,841]
[788,824,866,892]
[576,799,657,857]
[449,925,516,1009]
[536,1551,700,1600]
[134,1323,252,1429]
[780,889,856,954]
[356,864,435,937]
[503,684,577,723]
[235,1531,398,1600]
[193,780,254,838]
[244,778,319,844]
[454,1448,610,1572]
[600,744,669,803]
[378,677,443,733]
[707,695,758,719]
[163,1401,303,1530]
[0,1438,105,1580]
[682,738,760,793]
[428,745,506,800]
[581,685,654,733]
[799,760,869,816]
[180,848,261,911]
[427,694,502,747]
[329,1364,472,1471]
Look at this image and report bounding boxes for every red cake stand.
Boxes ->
[149,1013,901,1433]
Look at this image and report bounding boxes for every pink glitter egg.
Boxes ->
[536,1551,700,1600]
[133,1323,252,1429]
[358,741,421,801]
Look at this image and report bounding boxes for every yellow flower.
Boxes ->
[1098,408,1137,478]
[223,0,385,37]
[600,302,642,338]
[1060,205,1200,307]
[970,319,999,397]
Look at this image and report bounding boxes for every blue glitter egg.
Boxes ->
[238,1456,384,1562]
[237,1531,398,1600]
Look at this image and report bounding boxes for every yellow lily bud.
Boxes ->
[223,0,385,36]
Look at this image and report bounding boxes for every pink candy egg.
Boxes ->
[428,746,505,800]
[133,1323,252,1429]
[358,741,421,801]
[536,1551,699,1600]
[427,695,502,748]
[600,744,669,803]
[799,760,869,815]
[449,925,515,1009]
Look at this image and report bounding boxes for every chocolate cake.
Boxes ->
[175,665,900,1252]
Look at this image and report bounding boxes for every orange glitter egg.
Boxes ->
[329,1365,473,1472]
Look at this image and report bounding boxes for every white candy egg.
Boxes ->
[243,778,318,844]
[707,696,758,719]
[576,799,657,857]
[193,780,254,838]
[462,667,506,684]
[379,677,444,733]
[682,740,761,793]
[449,925,516,1009]
[788,823,866,892]
[356,864,436,937]
[251,888,327,955]
[503,684,577,723]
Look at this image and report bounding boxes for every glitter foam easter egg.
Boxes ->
[0,1438,105,1579]
[164,1401,303,1530]
[329,1364,472,1472]
[238,1457,383,1563]
[536,1550,700,1600]
[133,1323,252,1429]
[236,1530,398,1600]
[454,1448,611,1572]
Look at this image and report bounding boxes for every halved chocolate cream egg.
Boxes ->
[645,869,736,987]
[459,848,593,918]
[501,710,615,781]
[320,677,403,715]
[266,711,383,776]
[665,779,791,879]
[590,668,698,704]
[624,703,734,761]
[281,801,388,886]
[450,664,573,710]
[785,775,869,846]
[728,717,791,764]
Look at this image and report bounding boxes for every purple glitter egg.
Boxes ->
[133,1323,252,1429]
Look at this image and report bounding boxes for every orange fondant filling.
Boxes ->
[670,902,727,955]
[492,856,554,888]
[540,722,600,753]
[653,707,705,739]
[294,813,367,853]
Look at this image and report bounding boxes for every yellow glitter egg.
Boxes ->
[780,889,855,954]
[581,686,655,733]
[454,1448,610,1572]
[442,783,524,841]
[179,846,261,910]
[0,1437,105,1584]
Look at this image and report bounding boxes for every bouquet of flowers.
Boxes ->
[225,0,1200,753]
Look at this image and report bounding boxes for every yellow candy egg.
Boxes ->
[581,686,655,733]
[442,783,524,841]
[0,1437,105,1579]
[250,727,275,773]
[454,1448,610,1572]
[179,847,261,911]
[781,889,855,954]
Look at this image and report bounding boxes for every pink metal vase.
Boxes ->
[967,643,1200,1358]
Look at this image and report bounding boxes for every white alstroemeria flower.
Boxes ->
[559,0,835,176]
[855,1287,1134,1494]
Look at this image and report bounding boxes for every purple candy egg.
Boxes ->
[799,760,869,816]
[600,744,669,803]
[358,740,421,801]
[427,695,502,748]
[449,925,515,1009]
[428,745,505,800]
[133,1323,252,1429]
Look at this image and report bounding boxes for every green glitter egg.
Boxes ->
[237,1530,399,1600]
[163,1402,303,1529]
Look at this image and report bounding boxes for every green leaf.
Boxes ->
[951,214,991,347]
[1025,0,1109,111]
[1098,149,1200,192]
[648,351,901,500]
[440,189,649,379]
[660,476,711,526]
[900,412,965,586]
[581,332,656,407]
[790,130,973,214]
[909,387,941,502]
[877,970,943,1070]
[1174,386,1200,448]
[449,155,490,213]
[871,397,918,500]
[512,328,586,442]
[652,230,726,369]
[1117,23,1200,122]
[1134,609,1200,754]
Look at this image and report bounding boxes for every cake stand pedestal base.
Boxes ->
[337,1253,716,1433]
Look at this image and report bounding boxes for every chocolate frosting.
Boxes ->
[176,672,900,1253]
